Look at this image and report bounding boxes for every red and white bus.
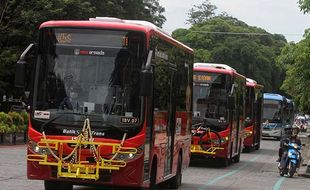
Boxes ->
[191,63,246,166]
[15,17,193,190]
[243,78,263,152]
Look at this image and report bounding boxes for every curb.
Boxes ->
[298,173,310,178]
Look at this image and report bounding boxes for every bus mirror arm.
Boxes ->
[227,84,235,110]
[229,84,235,96]
[15,43,36,88]
[145,50,153,71]
[139,50,153,96]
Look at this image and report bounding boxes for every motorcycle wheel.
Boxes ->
[288,163,297,178]
[278,165,285,176]
[279,169,285,176]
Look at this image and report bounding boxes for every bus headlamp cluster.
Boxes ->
[115,146,144,161]
[220,136,229,144]
[209,140,220,146]
[244,130,253,138]
[29,140,53,155]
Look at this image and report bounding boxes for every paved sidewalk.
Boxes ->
[298,132,310,178]
[298,162,310,178]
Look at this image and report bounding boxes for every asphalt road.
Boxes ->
[1,139,310,190]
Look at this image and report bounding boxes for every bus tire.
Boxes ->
[149,160,158,190]
[233,142,241,163]
[255,140,260,150]
[169,153,182,189]
[233,150,241,163]
[222,158,230,167]
[44,180,73,190]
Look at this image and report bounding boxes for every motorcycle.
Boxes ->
[278,142,301,177]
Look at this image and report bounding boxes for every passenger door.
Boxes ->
[153,62,176,176]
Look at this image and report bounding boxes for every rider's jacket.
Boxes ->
[280,136,301,151]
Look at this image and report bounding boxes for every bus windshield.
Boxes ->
[263,99,282,123]
[193,72,229,122]
[33,28,145,130]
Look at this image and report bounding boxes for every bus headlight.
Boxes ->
[29,140,54,155]
[115,146,143,161]
[221,136,229,144]
[128,153,134,159]
[244,131,253,138]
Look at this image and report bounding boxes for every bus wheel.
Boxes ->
[255,140,260,150]
[233,151,240,163]
[148,161,158,190]
[169,154,182,189]
[222,158,230,167]
[233,143,241,163]
[44,180,73,190]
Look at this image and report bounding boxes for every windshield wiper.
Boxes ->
[40,112,87,132]
[87,120,129,133]
[40,113,129,133]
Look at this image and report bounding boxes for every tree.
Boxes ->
[277,31,310,112]
[186,0,217,25]
[90,0,166,27]
[0,0,95,97]
[0,0,9,24]
[298,0,310,14]
[0,0,166,98]
[173,15,287,92]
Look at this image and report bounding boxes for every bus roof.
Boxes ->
[246,78,264,89]
[286,98,294,105]
[39,17,193,53]
[193,63,246,79]
[263,93,285,101]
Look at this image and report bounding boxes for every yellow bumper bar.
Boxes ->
[27,138,137,181]
[191,145,223,155]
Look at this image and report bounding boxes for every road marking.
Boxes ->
[197,155,261,190]
[272,177,285,190]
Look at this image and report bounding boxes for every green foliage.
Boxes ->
[89,0,166,27]
[0,112,12,133]
[277,33,310,112]
[299,0,310,14]
[187,0,217,25]
[8,112,23,125]
[172,15,287,92]
[0,0,166,97]
[0,111,27,133]
[20,110,29,125]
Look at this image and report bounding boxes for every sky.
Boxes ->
[158,0,310,42]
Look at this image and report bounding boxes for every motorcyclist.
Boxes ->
[277,126,302,169]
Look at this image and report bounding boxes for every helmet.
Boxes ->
[284,125,293,135]
[292,126,300,136]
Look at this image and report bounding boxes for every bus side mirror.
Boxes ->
[139,50,153,96]
[140,70,153,96]
[15,60,26,87]
[15,43,35,87]
[228,96,235,110]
